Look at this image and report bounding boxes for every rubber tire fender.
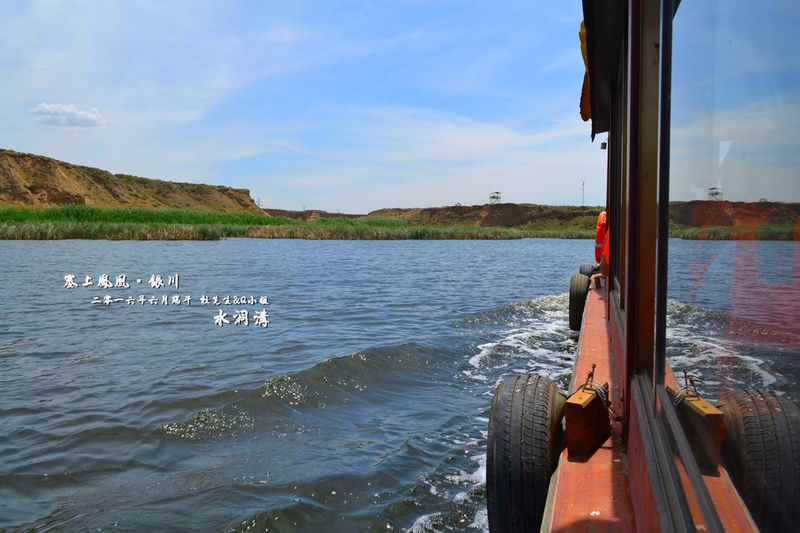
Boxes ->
[579,263,595,277]
[568,273,590,332]
[717,389,800,532]
[487,374,565,533]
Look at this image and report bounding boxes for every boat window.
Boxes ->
[665,0,799,527]
[668,0,799,423]
[609,38,627,310]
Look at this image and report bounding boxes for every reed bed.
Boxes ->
[522,229,595,239]
[3,206,793,240]
[0,222,250,240]
[0,222,525,240]
[245,225,525,240]
[0,207,527,240]
[670,225,796,240]
[0,205,294,226]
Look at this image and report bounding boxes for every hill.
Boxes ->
[368,201,800,232]
[369,204,601,229]
[0,149,260,212]
[669,200,799,229]
[1,148,796,239]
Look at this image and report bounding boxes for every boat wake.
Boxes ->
[160,294,789,532]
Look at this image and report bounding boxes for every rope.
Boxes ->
[671,369,702,408]
[567,363,622,422]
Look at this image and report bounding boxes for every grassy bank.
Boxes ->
[0,220,526,240]
[1,206,794,240]
[0,205,292,226]
[0,206,525,240]
[244,225,526,240]
[0,222,250,240]
[522,229,595,239]
[669,225,796,240]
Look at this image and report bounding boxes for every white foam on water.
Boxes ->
[472,453,487,485]
[445,454,486,489]
[408,512,442,533]
[423,295,785,533]
[454,491,470,502]
[407,295,573,532]
[469,344,496,368]
[470,509,488,531]
[666,305,780,393]
[738,354,777,387]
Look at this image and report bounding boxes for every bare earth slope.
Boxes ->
[0,149,260,212]
[668,200,800,228]
[2,149,797,231]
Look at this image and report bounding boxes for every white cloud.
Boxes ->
[246,106,606,212]
[1,2,604,212]
[32,103,106,127]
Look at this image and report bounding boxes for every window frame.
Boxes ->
[603,0,726,529]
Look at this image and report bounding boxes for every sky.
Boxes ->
[1,2,797,213]
[669,0,800,203]
[0,1,608,213]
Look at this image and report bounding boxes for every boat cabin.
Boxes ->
[486,0,799,531]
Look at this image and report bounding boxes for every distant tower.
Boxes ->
[708,187,722,201]
[490,191,501,204]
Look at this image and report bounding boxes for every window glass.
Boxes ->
[669,0,799,403]
[668,2,799,527]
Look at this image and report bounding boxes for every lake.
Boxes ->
[1,238,797,531]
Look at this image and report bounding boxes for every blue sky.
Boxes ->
[0,1,607,213]
[2,1,796,212]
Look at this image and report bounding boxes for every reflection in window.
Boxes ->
[669,0,800,399]
[667,2,800,530]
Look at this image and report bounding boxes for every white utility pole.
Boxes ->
[581,180,585,206]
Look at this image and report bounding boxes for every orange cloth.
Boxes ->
[580,21,591,121]
[595,210,607,263]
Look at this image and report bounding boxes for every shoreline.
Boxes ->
[0,222,795,241]
[0,221,591,240]
[0,205,795,241]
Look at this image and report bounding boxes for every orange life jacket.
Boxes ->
[595,210,607,263]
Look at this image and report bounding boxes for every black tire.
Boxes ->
[487,374,565,533]
[579,263,595,277]
[717,390,800,532]
[568,273,590,332]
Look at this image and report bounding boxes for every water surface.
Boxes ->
[1,238,797,531]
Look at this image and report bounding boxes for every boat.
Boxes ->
[485,0,800,531]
